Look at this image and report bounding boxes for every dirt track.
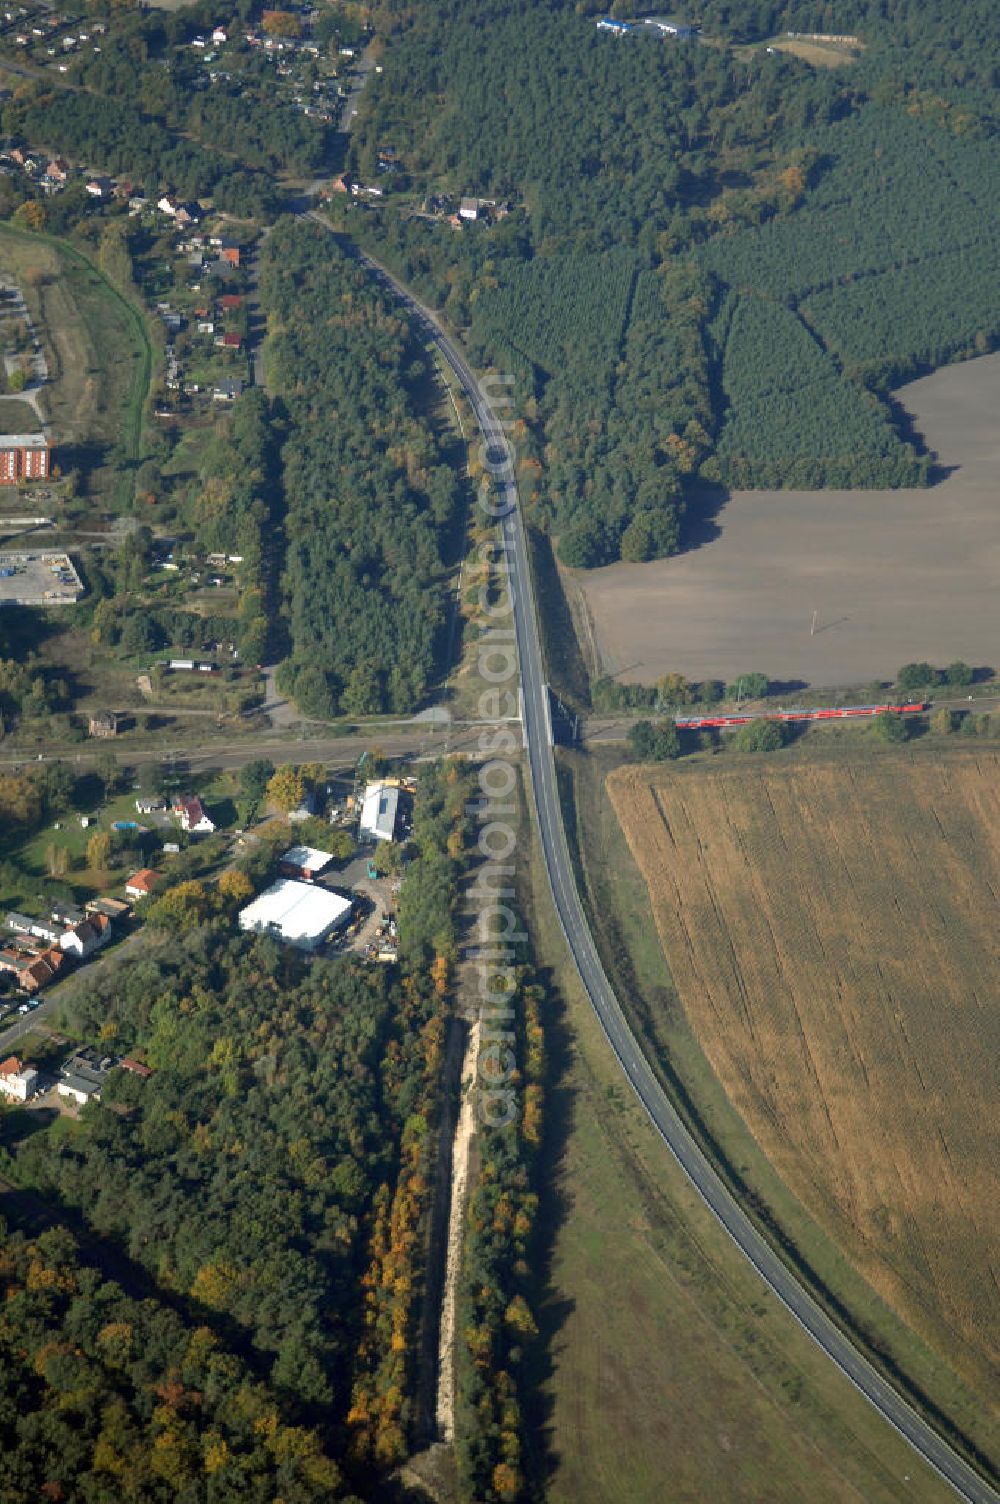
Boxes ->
[577,353,1000,687]
[435,1019,479,1441]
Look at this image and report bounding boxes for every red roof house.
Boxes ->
[23,949,65,992]
[125,869,161,899]
[172,795,216,833]
[120,1056,153,1078]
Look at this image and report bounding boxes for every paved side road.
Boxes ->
[0,928,145,1059]
[334,228,999,1504]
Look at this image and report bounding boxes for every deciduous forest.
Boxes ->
[0,763,476,1495]
[0,1224,354,1502]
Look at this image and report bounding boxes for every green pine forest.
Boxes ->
[344,0,1000,565]
[260,220,465,718]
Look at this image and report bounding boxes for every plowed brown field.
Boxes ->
[608,752,1000,1404]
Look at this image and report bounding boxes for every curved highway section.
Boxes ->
[309,214,999,1504]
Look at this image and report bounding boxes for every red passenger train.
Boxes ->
[673,702,928,731]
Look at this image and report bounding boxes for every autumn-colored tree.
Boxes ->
[46,843,69,878]
[87,830,112,872]
[502,1293,535,1341]
[266,765,306,813]
[664,430,698,472]
[193,475,233,528]
[190,1259,239,1311]
[430,954,449,997]
[217,869,254,907]
[150,1424,199,1489]
[522,1083,543,1147]
[13,199,45,232]
[96,1321,133,1367]
[779,162,806,202]
[0,771,41,826]
[262,8,301,37]
[147,879,212,929]
[524,992,545,1082]
[299,761,326,793]
[492,1461,522,1499]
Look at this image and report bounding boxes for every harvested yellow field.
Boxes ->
[608,752,1000,1404]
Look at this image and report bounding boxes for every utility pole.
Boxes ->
[810,610,818,637]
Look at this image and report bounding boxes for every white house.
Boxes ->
[359,781,399,843]
[0,1055,38,1101]
[59,914,111,959]
[173,795,215,834]
[58,1050,113,1106]
[29,917,62,946]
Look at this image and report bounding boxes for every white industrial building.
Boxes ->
[238,879,352,951]
[359,781,399,843]
[642,15,695,37]
[280,845,334,881]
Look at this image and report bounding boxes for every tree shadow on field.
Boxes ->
[0,1104,58,1150]
[881,388,958,484]
[0,603,62,658]
[57,438,110,490]
[677,482,729,555]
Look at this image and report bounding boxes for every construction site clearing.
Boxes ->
[0,549,84,605]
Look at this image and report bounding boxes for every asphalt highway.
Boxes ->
[336,230,999,1504]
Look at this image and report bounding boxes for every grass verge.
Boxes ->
[0,225,153,501]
